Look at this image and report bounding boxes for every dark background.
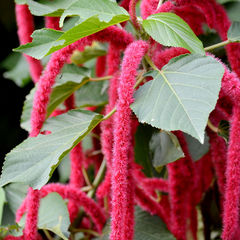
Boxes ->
[0,1,30,163]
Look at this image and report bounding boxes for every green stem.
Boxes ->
[204,40,231,52]
[102,107,117,121]
[43,229,53,240]
[207,120,219,133]
[71,228,101,237]
[89,75,112,82]
[70,160,106,229]
[144,55,158,70]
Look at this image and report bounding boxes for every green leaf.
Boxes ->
[20,87,35,132]
[0,110,104,189]
[58,154,71,183]
[75,81,108,107]
[227,21,240,42]
[4,183,28,213]
[134,124,154,177]
[150,131,184,170]
[217,0,240,4]
[225,2,240,21]
[71,45,107,65]
[14,7,129,59]
[26,0,77,17]
[183,132,209,161]
[46,64,91,117]
[14,29,65,60]
[3,55,31,87]
[131,54,224,143]
[15,0,27,3]
[19,193,70,240]
[95,207,176,240]
[142,13,204,54]
[20,65,91,132]
[0,188,5,225]
[59,0,129,27]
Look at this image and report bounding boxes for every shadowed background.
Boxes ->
[0,1,30,163]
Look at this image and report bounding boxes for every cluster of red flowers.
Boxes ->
[5,0,240,239]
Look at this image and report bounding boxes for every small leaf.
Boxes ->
[0,188,5,225]
[184,132,209,161]
[19,193,70,240]
[14,9,129,59]
[60,0,129,27]
[134,124,154,177]
[131,54,224,143]
[142,13,204,54]
[150,131,184,170]
[0,110,104,189]
[3,55,31,87]
[218,120,230,143]
[71,46,107,65]
[46,64,91,117]
[227,21,240,42]
[26,0,77,17]
[95,207,176,240]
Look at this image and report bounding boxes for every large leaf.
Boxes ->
[225,2,240,21]
[46,65,91,117]
[14,6,129,59]
[95,207,176,240]
[14,29,65,60]
[184,132,209,161]
[131,54,224,143]
[150,131,184,170]
[0,110,104,189]
[227,21,240,42]
[59,0,129,27]
[26,0,77,17]
[19,193,70,240]
[142,13,204,54]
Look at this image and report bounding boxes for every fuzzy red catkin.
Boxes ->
[45,17,60,30]
[97,45,121,202]
[129,0,140,29]
[15,4,43,83]
[168,132,195,240]
[110,40,149,240]
[24,188,40,240]
[96,55,107,77]
[30,37,92,137]
[41,184,106,232]
[222,105,240,240]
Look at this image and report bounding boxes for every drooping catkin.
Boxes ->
[110,40,149,240]
[15,4,43,83]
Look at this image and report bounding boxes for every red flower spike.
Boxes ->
[96,55,107,77]
[97,45,121,203]
[15,4,43,83]
[110,40,148,240]
[24,188,40,240]
[222,105,240,240]
[129,0,141,29]
[30,37,92,137]
[45,17,60,30]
